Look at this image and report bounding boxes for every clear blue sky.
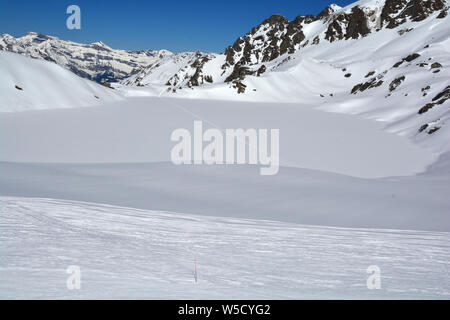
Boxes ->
[0,0,355,53]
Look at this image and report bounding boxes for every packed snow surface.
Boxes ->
[1,197,449,300]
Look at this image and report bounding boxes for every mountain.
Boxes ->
[0,32,172,83]
[0,51,122,112]
[120,0,449,153]
[123,0,447,90]
[121,51,219,88]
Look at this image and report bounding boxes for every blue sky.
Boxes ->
[0,0,355,53]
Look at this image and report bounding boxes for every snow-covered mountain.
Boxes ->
[0,52,122,112]
[124,0,448,91]
[120,0,450,153]
[0,32,172,83]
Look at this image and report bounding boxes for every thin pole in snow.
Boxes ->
[194,259,198,283]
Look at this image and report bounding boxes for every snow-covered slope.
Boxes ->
[1,196,449,299]
[0,52,122,112]
[0,32,172,83]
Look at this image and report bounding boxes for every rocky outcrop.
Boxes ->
[325,6,370,42]
[418,86,450,114]
[381,0,445,28]
[221,14,311,83]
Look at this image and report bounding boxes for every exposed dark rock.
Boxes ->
[351,77,384,94]
[437,8,448,18]
[365,71,376,78]
[393,53,420,68]
[431,62,442,69]
[232,80,247,94]
[324,6,370,42]
[422,85,431,96]
[15,85,23,91]
[404,0,445,22]
[418,87,450,114]
[381,0,409,28]
[382,0,445,28]
[389,76,406,91]
[398,28,413,35]
[393,61,404,68]
[404,53,421,62]
[312,36,320,45]
[101,82,114,89]
[325,19,344,42]
[419,124,429,132]
[418,103,435,114]
[317,5,339,20]
[187,55,212,87]
[257,65,267,76]
[165,53,214,87]
[222,14,308,82]
[345,6,371,39]
[428,127,441,134]
[432,86,450,102]
[345,73,352,78]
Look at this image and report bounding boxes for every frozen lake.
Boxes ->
[0,97,437,178]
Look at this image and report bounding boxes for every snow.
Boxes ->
[0,52,122,112]
[0,97,437,179]
[0,0,449,300]
[1,196,449,299]
[1,159,449,232]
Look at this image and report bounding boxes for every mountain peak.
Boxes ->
[261,14,289,25]
[317,3,342,19]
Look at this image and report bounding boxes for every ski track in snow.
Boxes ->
[1,196,449,299]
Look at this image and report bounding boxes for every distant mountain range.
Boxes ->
[0,32,172,83]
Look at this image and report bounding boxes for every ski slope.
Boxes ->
[1,196,449,300]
